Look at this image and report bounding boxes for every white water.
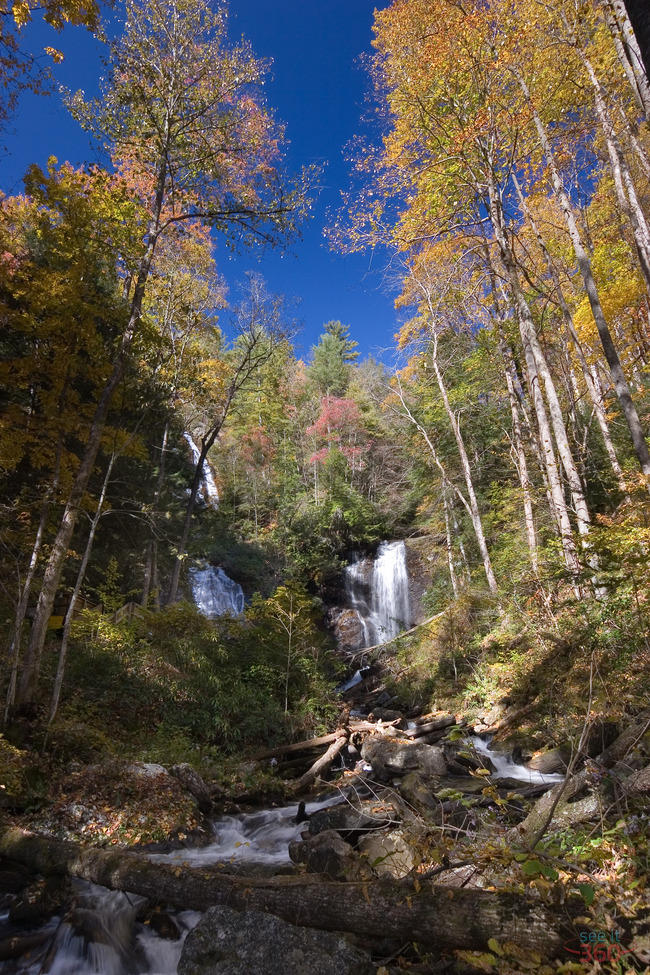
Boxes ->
[5,795,344,975]
[152,793,342,870]
[344,541,412,648]
[189,564,245,618]
[472,737,565,785]
[183,433,219,509]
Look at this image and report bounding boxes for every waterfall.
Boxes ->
[190,565,245,618]
[183,433,219,509]
[344,541,411,648]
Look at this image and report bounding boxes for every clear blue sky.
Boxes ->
[0,0,399,363]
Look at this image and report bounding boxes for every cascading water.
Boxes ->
[4,795,342,975]
[189,565,245,618]
[183,433,219,509]
[343,541,412,648]
[182,434,244,618]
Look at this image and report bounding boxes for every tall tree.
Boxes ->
[309,320,359,396]
[17,0,307,706]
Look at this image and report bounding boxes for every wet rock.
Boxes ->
[358,828,416,879]
[289,830,360,879]
[308,799,398,841]
[398,773,472,828]
[526,747,569,774]
[9,876,69,924]
[361,737,447,780]
[170,763,213,813]
[178,906,374,975]
[147,909,182,940]
[329,608,367,653]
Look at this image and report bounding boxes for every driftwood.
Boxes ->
[253,721,401,761]
[290,734,350,793]
[0,827,577,955]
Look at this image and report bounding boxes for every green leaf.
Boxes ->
[487,937,504,956]
[521,859,543,876]
[578,883,595,907]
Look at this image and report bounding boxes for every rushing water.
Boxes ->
[343,541,412,648]
[471,736,565,785]
[189,565,245,618]
[3,795,342,975]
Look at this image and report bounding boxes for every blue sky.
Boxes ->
[0,0,399,363]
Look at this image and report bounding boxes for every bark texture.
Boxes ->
[0,827,576,955]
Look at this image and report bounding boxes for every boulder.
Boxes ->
[329,608,367,653]
[288,830,360,880]
[526,747,569,774]
[169,763,213,813]
[398,772,472,828]
[178,906,374,975]
[308,799,398,841]
[358,828,416,879]
[361,737,447,780]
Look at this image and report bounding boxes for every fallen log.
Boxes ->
[290,734,350,793]
[0,827,576,955]
[253,720,401,761]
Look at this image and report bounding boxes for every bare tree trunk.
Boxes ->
[393,379,498,595]
[515,68,650,480]
[141,421,169,607]
[442,485,460,596]
[16,160,168,706]
[503,351,539,573]
[3,448,62,725]
[485,169,582,582]
[512,173,627,492]
[599,0,650,116]
[47,454,116,727]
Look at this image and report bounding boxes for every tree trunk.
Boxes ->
[0,827,577,955]
[3,442,63,725]
[16,162,167,705]
[511,173,627,492]
[515,68,650,480]
[600,0,650,116]
[427,332,498,594]
[484,179,582,580]
[48,453,116,726]
[142,421,169,608]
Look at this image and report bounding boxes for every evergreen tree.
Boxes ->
[308,320,359,396]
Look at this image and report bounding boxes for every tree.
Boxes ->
[167,275,287,604]
[17,0,308,705]
[0,0,100,133]
[309,320,359,396]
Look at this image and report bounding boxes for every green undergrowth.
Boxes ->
[383,580,648,748]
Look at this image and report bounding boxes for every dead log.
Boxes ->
[290,734,350,793]
[0,827,576,955]
[253,721,401,762]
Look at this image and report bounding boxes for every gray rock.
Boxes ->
[361,737,447,779]
[178,906,374,975]
[289,829,360,879]
[307,799,398,839]
[358,828,415,879]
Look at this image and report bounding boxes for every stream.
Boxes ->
[0,794,343,975]
[1,744,564,974]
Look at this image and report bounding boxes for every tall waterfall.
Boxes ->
[344,541,411,648]
[190,565,245,618]
[183,434,244,618]
[183,433,219,509]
